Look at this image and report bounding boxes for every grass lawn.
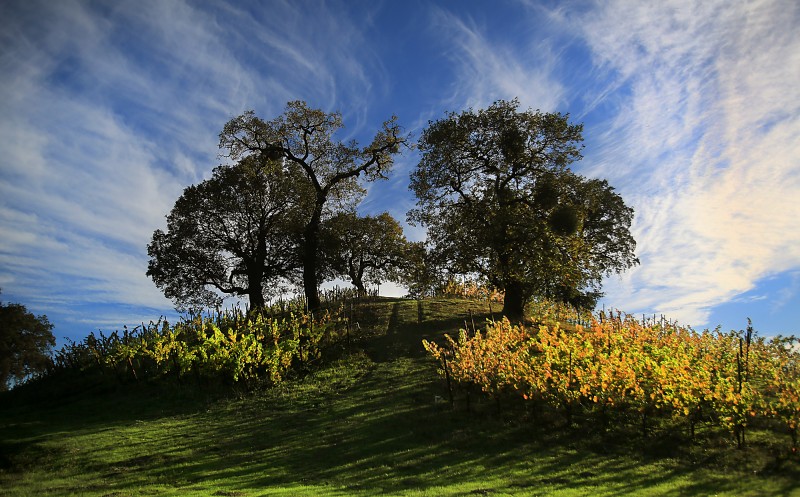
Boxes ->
[2,298,799,496]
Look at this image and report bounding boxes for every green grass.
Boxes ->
[2,298,799,496]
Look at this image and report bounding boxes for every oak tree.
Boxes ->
[320,212,408,296]
[147,156,304,312]
[409,99,638,319]
[0,292,55,390]
[399,241,445,299]
[219,101,405,310]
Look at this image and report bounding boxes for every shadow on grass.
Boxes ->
[3,297,799,496]
[96,357,796,496]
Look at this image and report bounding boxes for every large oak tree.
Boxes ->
[409,99,638,319]
[147,156,304,312]
[219,101,405,310]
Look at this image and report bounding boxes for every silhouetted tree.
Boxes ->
[147,156,305,311]
[399,242,446,299]
[219,101,406,311]
[0,291,55,390]
[320,212,408,296]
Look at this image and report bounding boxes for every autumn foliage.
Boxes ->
[423,302,800,451]
[54,307,349,388]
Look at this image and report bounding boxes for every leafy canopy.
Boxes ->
[218,101,406,310]
[147,156,304,312]
[399,241,446,299]
[409,99,638,317]
[0,291,55,390]
[320,212,408,295]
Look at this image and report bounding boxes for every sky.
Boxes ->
[1,0,798,346]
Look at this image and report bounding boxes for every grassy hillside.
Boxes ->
[1,298,799,496]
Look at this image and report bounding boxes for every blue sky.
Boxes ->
[1,0,798,345]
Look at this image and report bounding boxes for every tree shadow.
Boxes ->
[3,297,799,496]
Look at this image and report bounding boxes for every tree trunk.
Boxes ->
[248,286,265,312]
[353,279,366,298]
[303,241,321,312]
[303,206,323,312]
[247,247,266,311]
[350,265,366,297]
[502,280,525,321]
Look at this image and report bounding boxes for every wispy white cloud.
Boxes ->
[771,272,800,313]
[423,0,798,327]
[0,0,392,338]
[390,4,571,247]
[206,0,389,131]
[559,0,800,326]
[2,0,796,340]
[428,6,566,113]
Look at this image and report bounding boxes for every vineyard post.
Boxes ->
[737,337,743,448]
[308,312,313,367]
[127,354,139,382]
[566,349,574,426]
[735,330,748,449]
[125,327,140,382]
[641,407,649,438]
[347,300,353,347]
[738,320,753,449]
[297,312,307,370]
[450,344,472,412]
[470,308,476,335]
[88,333,105,375]
[744,319,752,383]
[442,354,454,407]
[171,347,182,384]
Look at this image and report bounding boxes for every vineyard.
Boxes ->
[424,301,800,453]
[52,304,350,389]
[3,297,800,496]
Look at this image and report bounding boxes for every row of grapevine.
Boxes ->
[438,277,505,303]
[423,304,800,452]
[54,308,348,387]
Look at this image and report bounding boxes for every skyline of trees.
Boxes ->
[147,99,638,317]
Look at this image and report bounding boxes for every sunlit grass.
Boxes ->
[2,297,799,496]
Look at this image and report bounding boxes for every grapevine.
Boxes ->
[424,300,800,451]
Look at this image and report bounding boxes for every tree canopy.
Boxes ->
[147,99,635,317]
[0,292,55,390]
[398,241,445,299]
[147,156,304,312]
[409,99,638,318]
[320,212,408,296]
[218,101,406,310]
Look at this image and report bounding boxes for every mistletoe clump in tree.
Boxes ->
[409,99,638,319]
